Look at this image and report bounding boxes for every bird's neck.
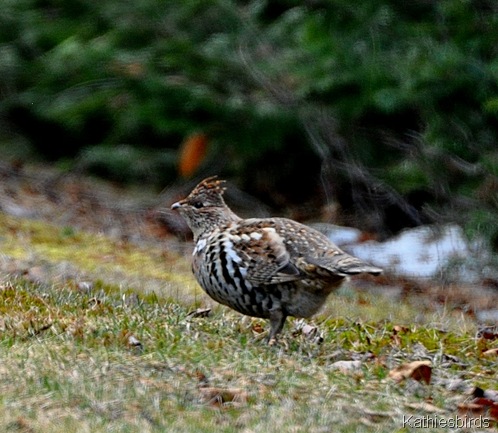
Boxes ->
[192,208,241,242]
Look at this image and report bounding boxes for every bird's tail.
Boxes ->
[307,254,382,277]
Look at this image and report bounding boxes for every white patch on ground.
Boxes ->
[310,223,362,246]
[345,224,481,280]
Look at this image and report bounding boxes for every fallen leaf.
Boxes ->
[293,319,324,343]
[388,360,432,384]
[405,401,445,413]
[457,402,487,417]
[393,325,409,333]
[198,387,248,407]
[391,325,409,345]
[457,387,498,422]
[251,323,264,334]
[458,400,498,421]
[482,348,498,357]
[477,325,498,340]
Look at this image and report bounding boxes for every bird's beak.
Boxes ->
[171,201,182,210]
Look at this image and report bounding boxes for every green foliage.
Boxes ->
[78,144,177,184]
[1,0,497,238]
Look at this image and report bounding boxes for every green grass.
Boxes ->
[0,212,196,302]
[1,279,497,432]
[0,215,497,432]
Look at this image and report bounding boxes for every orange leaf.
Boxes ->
[251,323,264,334]
[178,133,209,177]
[459,395,498,422]
[388,360,432,384]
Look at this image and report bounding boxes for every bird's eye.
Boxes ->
[192,201,204,209]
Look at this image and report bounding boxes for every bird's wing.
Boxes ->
[229,226,302,286]
[229,218,382,286]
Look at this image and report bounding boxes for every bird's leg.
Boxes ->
[268,308,287,345]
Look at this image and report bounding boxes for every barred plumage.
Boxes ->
[171,176,382,342]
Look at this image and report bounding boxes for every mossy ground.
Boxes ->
[0,215,497,432]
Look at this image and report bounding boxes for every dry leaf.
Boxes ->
[482,348,498,357]
[251,323,264,334]
[389,360,432,384]
[178,133,208,177]
[293,319,324,343]
[87,297,102,308]
[405,401,445,413]
[457,402,486,417]
[393,325,409,333]
[391,325,408,345]
[458,398,498,421]
[477,325,498,340]
[199,387,248,407]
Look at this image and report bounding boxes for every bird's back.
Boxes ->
[240,217,382,278]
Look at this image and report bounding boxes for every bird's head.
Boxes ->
[171,176,240,239]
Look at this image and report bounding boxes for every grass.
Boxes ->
[0,215,497,432]
[0,212,195,302]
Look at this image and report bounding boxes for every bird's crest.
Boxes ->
[190,176,226,197]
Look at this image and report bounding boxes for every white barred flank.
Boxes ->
[193,238,207,255]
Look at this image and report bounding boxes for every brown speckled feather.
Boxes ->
[171,177,382,343]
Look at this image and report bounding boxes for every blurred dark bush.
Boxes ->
[0,0,497,244]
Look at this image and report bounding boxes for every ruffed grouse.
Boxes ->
[171,177,382,342]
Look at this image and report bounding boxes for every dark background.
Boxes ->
[1,0,497,246]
